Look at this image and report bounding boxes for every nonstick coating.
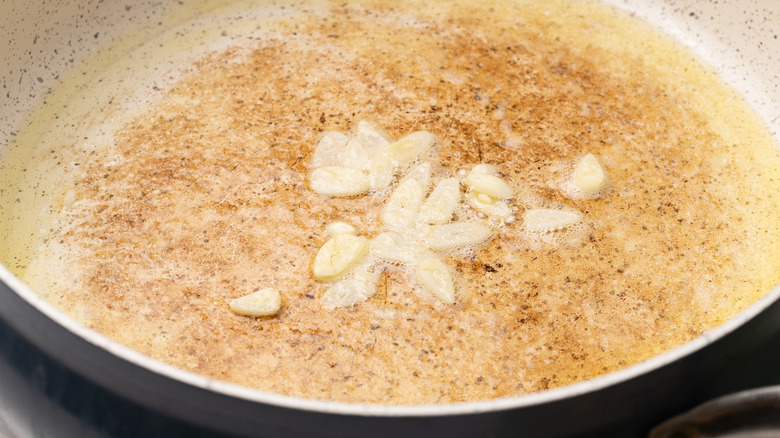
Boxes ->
[1,1,779,437]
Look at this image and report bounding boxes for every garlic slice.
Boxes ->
[524,208,582,232]
[418,177,460,224]
[370,232,431,265]
[313,234,369,280]
[229,288,282,317]
[402,162,432,188]
[422,222,492,250]
[465,191,514,223]
[325,222,357,236]
[470,163,499,175]
[368,153,394,190]
[309,166,371,197]
[356,120,390,151]
[311,132,349,168]
[464,163,514,222]
[572,153,607,196]
[321,260,380,308]
[341,139,370,170]
[465,173,513,200]
[388,131,436,165]
[381,177,426,229]
[416,257,455,304]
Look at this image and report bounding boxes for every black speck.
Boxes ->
[483,264,497,273]
[305,294,315,299]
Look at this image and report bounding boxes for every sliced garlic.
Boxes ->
[370,232,430,265]
[321,260,380,308]
[418,177,460,224]
[402,162,432,188]
[470,163,499,175]
[465,191,514,223]
[465,172,513,200]
[416,257,455,304]
[572,153,607,196]
[313,234,369,281]
[325,222,357,236]
[524,208,582,232]
[368,153,394,190]
[341,139,370,170]
[356,120,390,151]
[309,166,371,197]
[229,288,282,317]
[388,131,436,165]
[404,222,434,243]
[381,177,426,229]
[311,131,349,168]
[422,222,492,250]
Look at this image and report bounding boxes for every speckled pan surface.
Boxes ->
[2,0,779,141]
[0,0,780,434]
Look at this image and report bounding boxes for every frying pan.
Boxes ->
[0,0,779,437]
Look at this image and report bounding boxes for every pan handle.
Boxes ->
[649,385,780,438]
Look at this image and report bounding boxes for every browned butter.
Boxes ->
[3,0,780,404]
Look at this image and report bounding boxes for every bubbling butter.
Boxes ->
[2,0,780,406]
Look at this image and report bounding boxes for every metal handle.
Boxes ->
[649,385,780,438]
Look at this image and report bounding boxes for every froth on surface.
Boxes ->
[6,0,780,404]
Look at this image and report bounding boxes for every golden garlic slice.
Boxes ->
[416,257,455,304]
[524,208,582,232]
[313,234,369,280]
[229,288,282,317]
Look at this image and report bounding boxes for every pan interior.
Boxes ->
[1,0,779,406]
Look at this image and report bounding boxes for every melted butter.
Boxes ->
[2,0,780,404]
